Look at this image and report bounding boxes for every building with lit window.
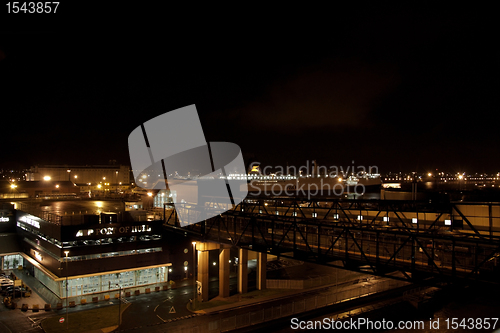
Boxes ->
[1,180,79,199]
[0,201,192,302]
[27,164,132,194]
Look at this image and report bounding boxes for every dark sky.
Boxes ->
[0,6,497,174]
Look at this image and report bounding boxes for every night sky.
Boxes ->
[0,6,497,174]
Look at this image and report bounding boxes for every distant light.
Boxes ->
[383,216,389,222]
[213,262,217,266]
[147,192,153,197]
[444,219,452,226]
[55,185,59,188]
[43,176,51,181]
[10,184,17,189]
[412,218,418,224]
[428,173,432,177]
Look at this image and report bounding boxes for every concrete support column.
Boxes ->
[238,248,248,294]
[257,252,267,290]
[219,248,230,298]
[197,250,209,302]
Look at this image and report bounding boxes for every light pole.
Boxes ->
[192,241,196,310]
[64,250,69,330]
[116,284,122,326]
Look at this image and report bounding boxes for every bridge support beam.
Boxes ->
[238,248,248,294]
[197,249,209,302]
[219,247,231,298]
[257,252,267,290]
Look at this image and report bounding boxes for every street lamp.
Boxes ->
[192,242,196,310]
[64,250,69,330]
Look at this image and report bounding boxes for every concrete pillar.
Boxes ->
[238,248,248,294]
[219,248,230,298]
[257,252,267,290]
[197,250,209,302]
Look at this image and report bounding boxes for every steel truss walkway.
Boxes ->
[164,197,500,285]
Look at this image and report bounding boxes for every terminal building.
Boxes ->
[0,201,191,302]
[27,164,132,194]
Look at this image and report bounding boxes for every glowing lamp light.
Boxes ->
[444,219,452,226]
[34,250,43,261]
[43,176,51,181]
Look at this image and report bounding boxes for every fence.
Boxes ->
[176,279,407,332]
[267,274,350,290]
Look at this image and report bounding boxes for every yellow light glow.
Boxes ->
[34,251,43,261]
[458,175,463,180]
[97,184,102,189]
[147,192,153,197]
[338,177,343,182]
[43,176,51,181]
[428,173,432,177]
[10,184,17,189]
[55,185,59,188]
